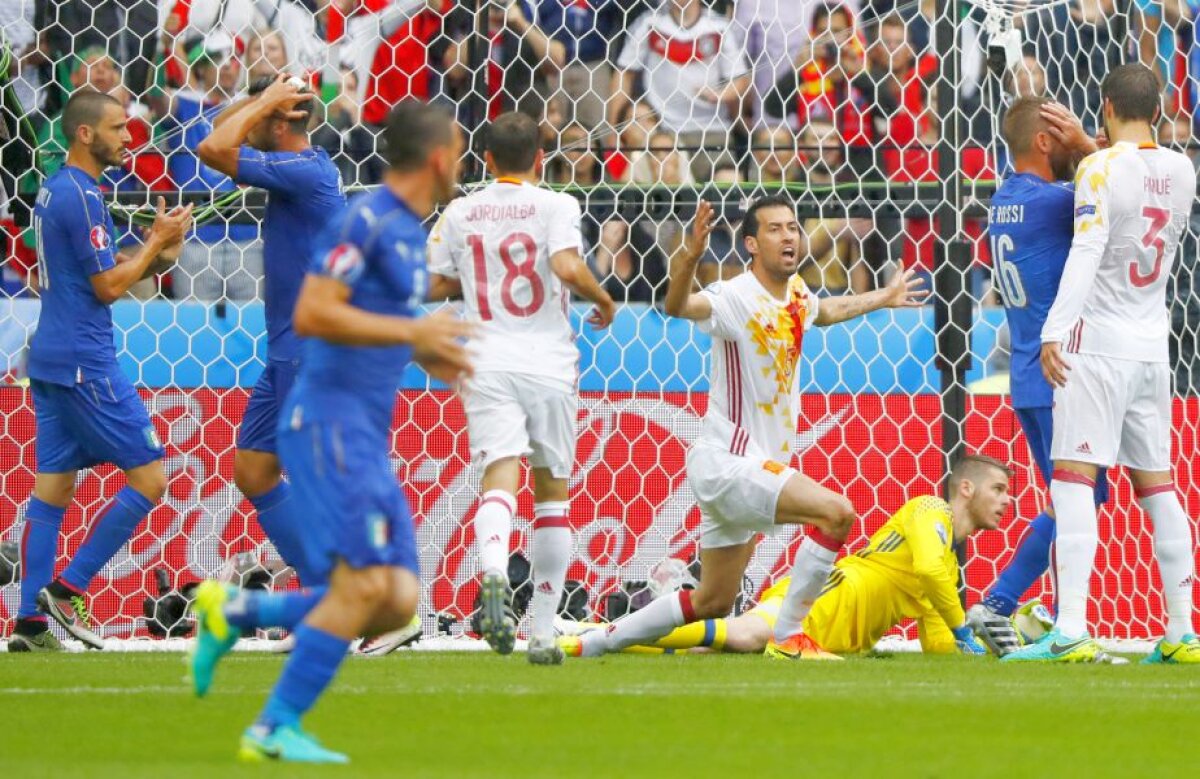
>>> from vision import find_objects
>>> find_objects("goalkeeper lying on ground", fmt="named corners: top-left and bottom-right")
top-left (563, 455), bottom-right (1014, 656)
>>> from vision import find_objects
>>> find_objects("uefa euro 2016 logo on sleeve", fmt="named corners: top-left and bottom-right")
top-left (369, 513), bottom-right (389, 550)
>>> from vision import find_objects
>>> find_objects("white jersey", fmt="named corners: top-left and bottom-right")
top-left (615, 6), bottom-right (750, 135)
top-left (695, 272), bottom-right (820, 460)
top-left (428, 179), bottom-right (584, 384)
top-left (1042, 141), bottom-right (1196, 363)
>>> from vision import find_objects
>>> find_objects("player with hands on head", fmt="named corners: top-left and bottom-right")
top-left (562, 194), bottom-right (926, 662)
top-left (196, 71), bottom-right (346, 587)
top-left (1006, 64), bottom-right (1200, 664)
top-left (9, 90), bottom-right (193, 653)
top-left (189, 102), bottom-right (472, 763)
top-left (427, 111), bottom-right (615, 665)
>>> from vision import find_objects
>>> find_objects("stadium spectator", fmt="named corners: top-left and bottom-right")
top-left (36, 50), bottom-right (170, 193)
top-left (733, 0), bottom-right (861, 122)
top-left (609, 0), bottom-right (751, 179)
top-left (167, 41), bottom-right (263, 302)
top-left (1134, 0), bottom-right (1190, 92)
top-left (697, 163), bottom-right (748, 286)
top-left (546, 122), bottom-right (602, 186)
top-left (245, 30), bottom-right (290, 82)
top-left (360, 0), bottom-right (453, 127)
top-left (851, 13), bottom-right (937, 150)
top-left (630, 130), bottom-right (694, 186)
top-left (602, 100), bottom-right (659, 182)
top-left (312, 69), bottom-right (383, 186)
top-left (444, 0), bottom-right (564, 121)
top-left (525, 0), bottom-right (623, 127)
top-left (747, 125), bottom-right (801, 185)
top-left (34, 0), bottom-right (159, 110)
top-left (1006, 53), bottom-right (1049, 98)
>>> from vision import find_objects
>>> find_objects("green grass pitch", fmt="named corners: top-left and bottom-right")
top-left (1, 651), bottom-right (1198, 777)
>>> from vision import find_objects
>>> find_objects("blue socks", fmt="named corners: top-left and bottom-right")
top-left (258, 624), bottom-right (350, 730)
top-left (226, 587), bottom-right (326, 632)
top-left (17, 499), bottom-right (66, 621)
top-left (250, 481), bottom-right (320, 585)
top-left (59, 486), bottom-right (153, 594)
top-left (983, 510), bottom-right (1056, 617)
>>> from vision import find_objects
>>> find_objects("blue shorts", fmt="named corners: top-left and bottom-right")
top-left (236, 359), bottom-right (299, 455)
top-left (277, 417), bottom-right (417, 579)
top-left (1016, 406), bottom-right (1110, 506)
top-left (32, 375), bottom-right (163, 473)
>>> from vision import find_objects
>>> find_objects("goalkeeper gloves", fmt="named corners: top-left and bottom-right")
top-left (953, 623), bottom-right (987, 655)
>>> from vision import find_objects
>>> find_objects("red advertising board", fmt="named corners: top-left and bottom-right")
top-left (1, 388), bottom-right (1196, 640)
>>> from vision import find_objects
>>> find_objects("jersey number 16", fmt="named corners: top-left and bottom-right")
top-left (990, 234), bottom-right (1027, 308)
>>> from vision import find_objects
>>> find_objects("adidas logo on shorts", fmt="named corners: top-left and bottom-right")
top-left (1075, 442), bottom-right (1093, 455)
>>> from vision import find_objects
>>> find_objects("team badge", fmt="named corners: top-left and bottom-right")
top-left (89, 225), bottom-right (110, 251)
top-left (1075, 205), bottom-right (1096, 217)
top-left (369, 513), bottom-right (390, 550)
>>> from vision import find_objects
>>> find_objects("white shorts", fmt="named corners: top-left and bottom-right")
top-left (461, 372), bottom-right (577, 479)
top-left (1051, 353), bottom-right (1172, 471)
top-left (687, 443), bottom-right (796, 549)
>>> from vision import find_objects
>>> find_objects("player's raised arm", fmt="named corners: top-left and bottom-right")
top-left (662, 200), bottom-right (716, 320)
top-left (92, 196), bottom-right (193, 303)
top-left (196, 73), bottom-right (313, 178)
top-left (813, 262), bottom-right (928, 326)
top-left (1040, 152), bottom-right (1113, 387)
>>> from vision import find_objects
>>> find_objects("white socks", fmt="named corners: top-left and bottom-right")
top-left (1050, 472), bottom-right (1099, 640)
top-left (772, 531), bottom-right (841, 642)
top-left (529, 501), bottom-right (572, 641)
top-left (475, 490), bottom-right (515, 578)
top-left (581, 589), bottom-right (692, 656)
top-left (1139, 484), bottom-right (1196, 643)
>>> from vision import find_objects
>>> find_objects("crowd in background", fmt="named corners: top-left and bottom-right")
top-left (1, 0), bottom-right (1199, 376)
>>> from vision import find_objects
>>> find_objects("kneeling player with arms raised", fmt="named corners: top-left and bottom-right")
top-left (1006, 64), bottom-right (1200, 663)
top-left (564, 195), bottom-right (927, 661)
top-left (427, 111), bottom-right (615, 665)
top-left (582, 456), bottom-right (1008, 656)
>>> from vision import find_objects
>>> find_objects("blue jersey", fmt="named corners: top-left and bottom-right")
top-left (235, 145), bottom-right (345, 361)
top-left (28, 166), bottom-right (120, 386)
top-left (289, 187), bottom-right (429, 435)
top-left (988, 173), bottom-right (1075, 409)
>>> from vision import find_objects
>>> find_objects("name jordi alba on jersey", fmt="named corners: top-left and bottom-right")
top-left (696, 273), bottom-right (820, 459)
top-left (428, 180), bottom-right (585, 384)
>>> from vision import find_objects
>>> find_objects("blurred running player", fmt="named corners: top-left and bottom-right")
top-left (9, 91), bottom-right (192, 652)
top-left (568, 456), bottom-right (1008, 657)
top-left (189, 102), bottom-right (472, 763)
top-left (565, 195), bottom-right (927, 662)
top-left (427, 111), bottom-right (616, 665)
top-left (196, 73), bottom-right (345, 585)
top-left (1007, 64), bottom-right (1200, 664)
top-left (967, 97), bottom-right (1113, 656)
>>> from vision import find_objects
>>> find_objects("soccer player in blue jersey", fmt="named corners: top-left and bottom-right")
top-left (197, 73), bottom-right (345, 584)
top-left (189, 101), bottom-right (471, 763)
top-left (8, 90), bottom-right (193, 652)
top-left (967, 96), bottom-right (1111, 656)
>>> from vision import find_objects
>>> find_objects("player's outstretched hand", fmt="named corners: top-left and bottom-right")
top-left (1038, 102), bottom-right (1098, 156)
top-left (952, 624), bottom-right (987, 655)
top-left (1040, 342), bottom-right (1070, 388)
top-left (260, 72), bottom-right (313, 121)
top-left (149, 197), bottom-right (194, 248)
top-left (586, 297), bottom-right (616, 330)
top-left (412, 309), bottom-right (475, 383)
top-left (684, 200), bottom-right (714, 260)
top-left (883, 263), bottom-right (930, 308)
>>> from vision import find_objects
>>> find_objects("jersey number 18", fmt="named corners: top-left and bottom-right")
top-left (467, 232), bottom-right (545, 321)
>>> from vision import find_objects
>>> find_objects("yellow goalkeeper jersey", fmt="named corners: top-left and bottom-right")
top-left (803, 495), bottom-right (963, 653)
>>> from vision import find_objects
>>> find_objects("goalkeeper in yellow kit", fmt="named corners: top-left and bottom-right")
top-left (584, 455), bottom-right (1013, 656)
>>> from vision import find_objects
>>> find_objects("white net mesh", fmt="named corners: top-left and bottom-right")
top-left (0, 0), bottom-right (1196, 645)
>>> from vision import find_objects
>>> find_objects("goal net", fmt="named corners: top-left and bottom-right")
top-left (0, 0), bottom-right (1196, 649)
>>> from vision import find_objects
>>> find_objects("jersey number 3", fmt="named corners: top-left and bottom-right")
top-left (1130, 206), bottom-right (1170, 288)
top-left (468, 232), bottom-right (544, 320)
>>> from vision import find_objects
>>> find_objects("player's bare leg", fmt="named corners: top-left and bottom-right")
top-left (10, 472), bottom-right (74, 652)
top-left (765, 472), bottom-right (853, 660)
top-left (476, 457), bottom-right (520, 655)
top-left (234, 449), bottom-right (315, 586)
top-left (527, 467), bottom-right (571, 665)
top-left (1129, 469), bottom-right (1200, 663)
top-left (570, 542), bottom-right (755, 657)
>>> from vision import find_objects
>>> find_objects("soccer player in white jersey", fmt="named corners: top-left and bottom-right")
top-left (1006, 63), bottom-right (1200, 664)
top-left (427, 112), bottom-right (616, 665)
top-left (563, 195), bottom-right (928, 661)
